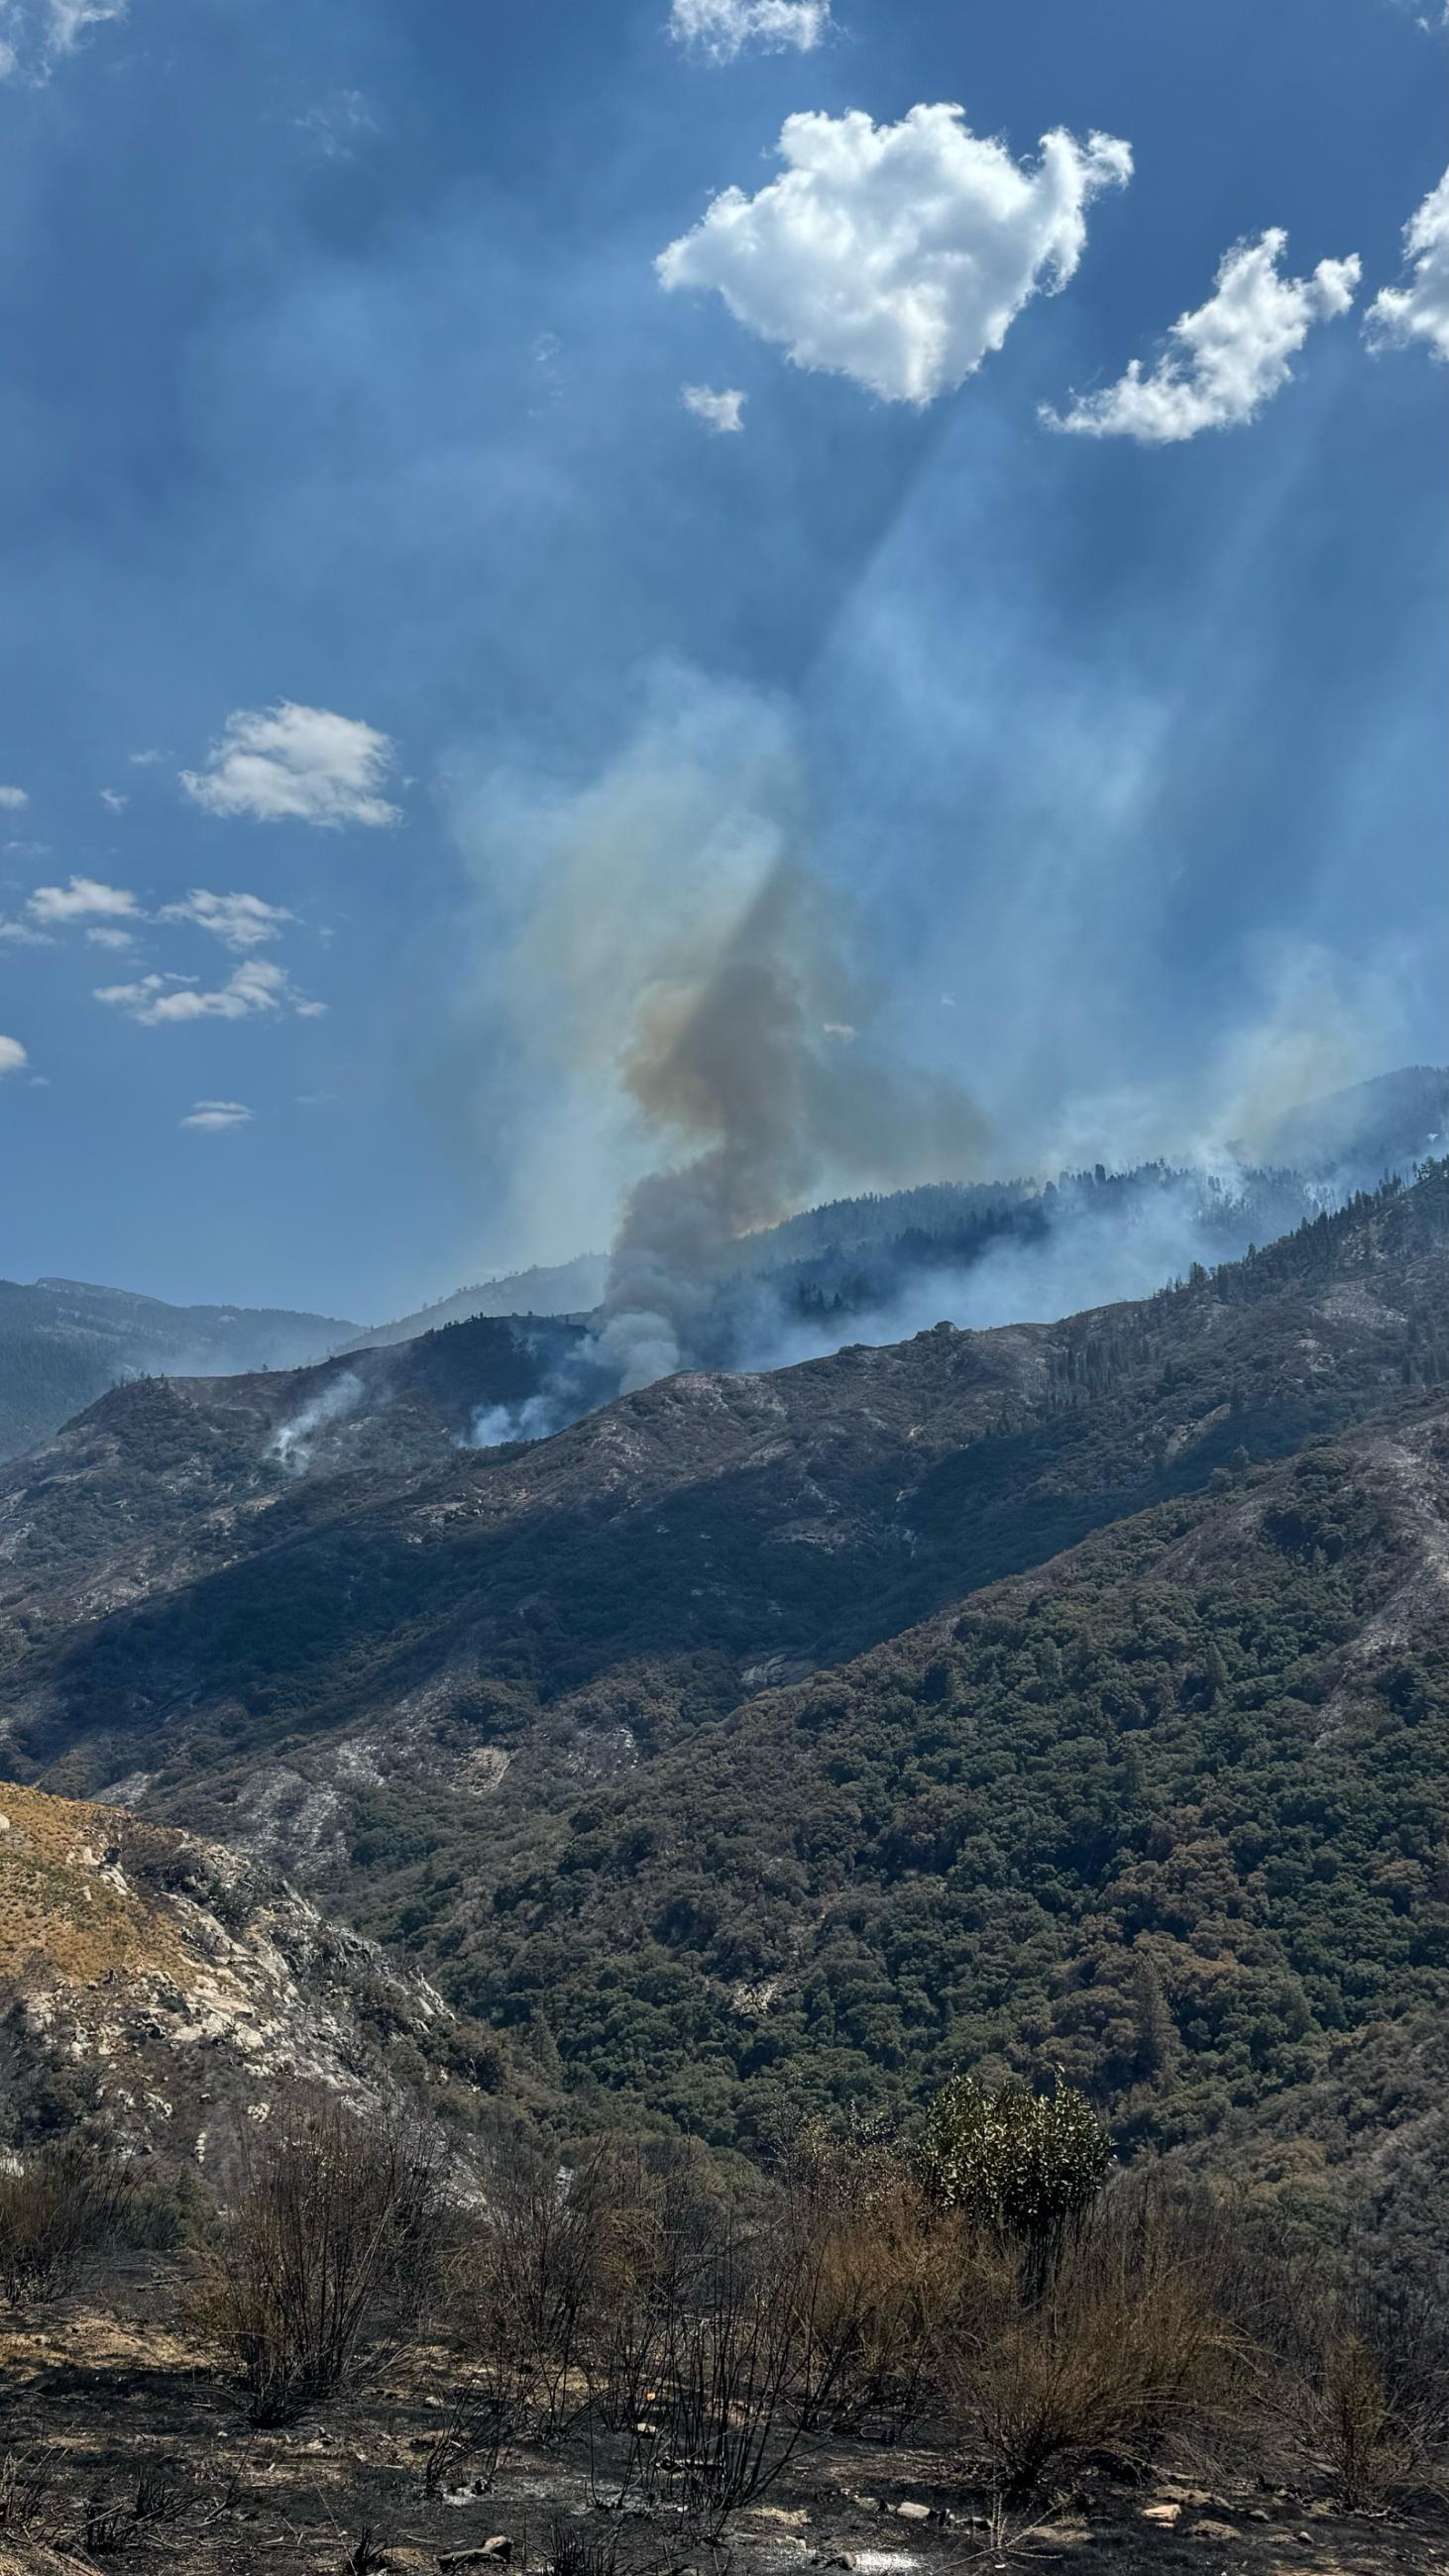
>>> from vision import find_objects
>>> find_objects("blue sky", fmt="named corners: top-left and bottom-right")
top-left (0, 0), bottom-right (1443, 1322)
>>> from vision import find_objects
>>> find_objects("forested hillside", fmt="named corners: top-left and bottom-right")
top-left (0, 1167), bottom-right (1446, 2214)
top-left (428, 1397), bottom-right (1449, 2196)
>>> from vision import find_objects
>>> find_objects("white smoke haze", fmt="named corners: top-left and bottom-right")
top-left (466, 1392), bottom-right (565, 1449)
top-left (437, 676), bottom-right (1423, 1442)
top-left (1026, 937), bottom-right (1411, 1182)
top-left (271, 1369), bottom-right (364, 1470)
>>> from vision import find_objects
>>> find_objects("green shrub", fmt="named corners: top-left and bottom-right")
top-left (915, 2075), bottom-right (1112, 2252)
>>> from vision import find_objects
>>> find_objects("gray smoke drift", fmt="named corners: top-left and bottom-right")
top-left (592, 861), bottom-right (986, 1393)
top-left (454, 677), bottom-right (985, 1416)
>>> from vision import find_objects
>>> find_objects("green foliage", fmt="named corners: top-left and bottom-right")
top-left (915, 2076), bottom-right (1112, 2243)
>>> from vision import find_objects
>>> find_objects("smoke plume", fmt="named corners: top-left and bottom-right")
top-left (596, 861), bottom-right (984, 1389)
top-left (271, 1369), bottom-right (364, 1471)
top-left (455, 674), bottom-right (985, 1405)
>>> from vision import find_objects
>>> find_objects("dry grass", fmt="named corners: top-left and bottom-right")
top-left (0, 1784), bottom-right (185, 1988)
top-left (947, 2187), bottom-right (1249, 2511)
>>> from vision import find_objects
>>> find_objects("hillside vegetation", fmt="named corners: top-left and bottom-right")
top-left (0, 1167), bottom-right (1446, 2215)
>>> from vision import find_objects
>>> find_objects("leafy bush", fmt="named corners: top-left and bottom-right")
top-left (916, 2076), bottom-right (1112, 2254)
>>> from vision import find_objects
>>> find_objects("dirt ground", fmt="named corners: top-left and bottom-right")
top-left (4, 2268), bottom-right (1449, 2576)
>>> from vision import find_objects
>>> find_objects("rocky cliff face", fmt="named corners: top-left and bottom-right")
top-left (0, 1780), bottom-right (497, 2170)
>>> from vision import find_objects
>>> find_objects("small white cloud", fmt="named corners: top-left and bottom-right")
top-left (28, 875), bottom-right (140, 923)
top-left (85, 925), bottom-right (136, 950)
top-left (98, 787), bottom-right (128, 812)
top-left (180, 701), bottom-right (401, 828)
top-left (1044, 229), bottom-right (1361, 443)
top-left (669, 0), bottom-right (830, 59)
top-left (0, 1034), bottom-right (28, 1076)
top-left (657, 104), bottom-right (1132, 405)
top-left (1367, 168), bottom-right (1449, 363)
top-left (0, 917), bottom-right (52, 946)
top-left (682, 382), bottom-right (747, 433)
top-left (128, 747), bottom-right (167, 767)
top-left (158, 888), bottom-right (295, 950)
top-left (180, 1099), bottom-right (254, 1131)
top-left (0, 785), bottom-right (29, 810)
top-left (0, 0), bottom-right (126, 82)
top-left (96, 958), bottom-right (321, 1025)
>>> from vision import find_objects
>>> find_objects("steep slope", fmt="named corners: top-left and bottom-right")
top-left (420, 1389), bottom-right (1449, 2188)
top-left (0, 1165), bottom-right (1445, 1901)
top-left (0, 1779), bottom-right (511, 2166)
top-left (0, 1276), bottom-right (354, 1464)
top-left (0, 1311), bottom-right (582, 1643)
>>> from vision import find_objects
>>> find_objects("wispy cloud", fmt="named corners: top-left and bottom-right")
top-left (1367, 168), bottom-right (1449, 363)
top-left (84, 925), bottom-right (136, 950)
top-left (657, 105), bottom-right (1132, 405)
top-left (98, 787), bottom-right (128, 812)
top-left (180, 701), bottom-right (401, 828)
top-left (0, 1034), bottom-right (28, 1075)
top-left (0, 786), bottom-right (29, 810)
top-left (28, 875), bottom-right (140, 924)
top-left (158, 888), bottom-right (295, 950)
top-left (1043, 230), bottom-right (1360, 442)
top-left (96, 958), bottom-right (323, 1025)
top-left (0, 0), bottom-right (127, 84)
top-left (683, 383), bottom-right (746, 433)
top-left (296, 88), bottom-right (378, 161)
top-left (669, 0), bottom-right (831, 59)
top-left (180, 1099), bottom-right (254, 1130)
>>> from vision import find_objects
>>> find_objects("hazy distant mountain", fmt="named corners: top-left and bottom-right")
top-left (0, 1275), bottom-right (355, 1463)
top-left (341, 1254), bottom-right (608, 1351)
top-left (1243, 1063), bottom-right (1449, 1180)
top-left (3, 1067), bottom-right (1442, 1467)
top-left (336, 1068), bottom-right (1449, 1380)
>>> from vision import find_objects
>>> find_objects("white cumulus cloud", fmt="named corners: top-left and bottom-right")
top-left (180, 1100), bottom-right (254, 1131)
top-left (0, 786), bottom-right (29, 809)
top-left (158, 888), bottom-right (295, 950)
top-left (683, 383), bottom-right (747, 433)
top-left (1367, 168), bottom-right (1449, 363)
top-left (669, 0), bottom-right (830, 58)
top-left (1044, 229), bottom-right (1361, 443)
top-left (179, 701), bottom-right (400, 828)
top-left (0, 1034), bottom-right (28, 1075)
top-left (95, 958), bottom-right (322, 1025)
top-left (656, 104), bottom-right (1133, 405)
top-left (28, 875), bottom-right (139, 923)
top-left (85, 926), bottom-right (136, 951)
